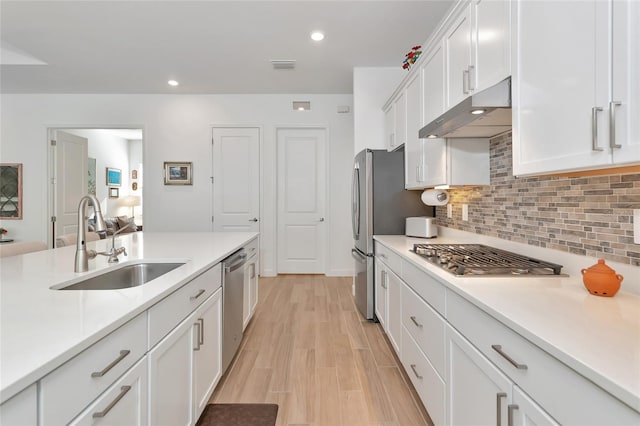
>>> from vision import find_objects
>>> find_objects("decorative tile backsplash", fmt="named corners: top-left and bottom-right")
top-left (435, 132), bottom-right (640, 266)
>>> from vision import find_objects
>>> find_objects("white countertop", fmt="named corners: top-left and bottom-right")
top-left (374, 234), bottom-right (640, 413)
top-left (0, 231), bottom-right (258, 404)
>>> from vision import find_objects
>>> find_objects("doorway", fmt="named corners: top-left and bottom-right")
top-left (276, 127), bottom-right (326, 274)
top-left (47, 128), bottom-right (144, 248)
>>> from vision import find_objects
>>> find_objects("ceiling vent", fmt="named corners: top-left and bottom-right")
top-left (271, 60), bottom-right (296, 70)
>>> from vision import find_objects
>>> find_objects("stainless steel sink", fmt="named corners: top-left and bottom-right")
top-left (57, 262), bottom-right (185, 290)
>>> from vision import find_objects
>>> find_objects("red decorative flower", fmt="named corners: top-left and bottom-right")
top-left (402, 45), bottom-right (423, 71)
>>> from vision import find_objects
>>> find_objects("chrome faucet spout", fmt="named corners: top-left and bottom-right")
top-left (74, 194), bottom-right (106, 272)
top-left (96, 221), bottom-right (135, 263)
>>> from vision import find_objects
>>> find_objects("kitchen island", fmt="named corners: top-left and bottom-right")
top-left (0, 231), bottom-right (258, 423)
top-left (374, 231), bottom-right (640, 425)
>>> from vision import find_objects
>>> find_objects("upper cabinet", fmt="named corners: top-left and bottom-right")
top-left (385, 91), bottom-right (407, 152)
top-left (445, 10), bottom-right (472, 109)
top-left (405, 73), bottom-right (424, 189)
top-left (512, 0), bottom-right (640, 176)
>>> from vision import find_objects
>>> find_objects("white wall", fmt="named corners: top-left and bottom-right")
top-left (0, 94), bottom-right (354, 276)
top-left (353, 67), bottom-right (404, 154)
top-left (128, 139), bottom-right (143, 223)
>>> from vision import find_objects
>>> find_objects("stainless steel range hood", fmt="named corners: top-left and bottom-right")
top-left (419, 77), bottom-right (512, 139)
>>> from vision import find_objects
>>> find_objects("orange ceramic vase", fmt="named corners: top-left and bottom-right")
top-left (581, 259), bottom-right (624, 297)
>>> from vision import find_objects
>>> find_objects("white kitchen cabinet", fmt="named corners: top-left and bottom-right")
top-left (69, 357), bottom-right (148, 426)
top-left (422, 41), bottom-right (446, 127)
top-left (148, 309), bottom-right (196, 426)
top-left (420, 138), bottom-right (489, 188)
top-left (384, 104), bottom-right (396, 152)
top-left (385, 93), bottom-right (406, 152)
top-left (243, 251), bottom-right (258, 331)
top-left (193, 288), bottom-right (223, 420)
top-left (447, 324), bottom-right (514, 426)
top-left (512, 0), bottom-right (640, 176)
top-left (510, 385), bottom-right (560, 426)
top-left (445, 8), bottom-right (472, 109)
top-left (405, 72), bottom-right (423, 189)
top-left (385, 267), bottom-right (402, 355)
top-left (0, 384), bottom-right (37, 426)
top-left (374, 258), bottom-right (387, 329)
top-left (470, 0), bottom-right (511, 93)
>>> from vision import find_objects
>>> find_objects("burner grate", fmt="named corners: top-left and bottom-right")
top-left (412, 244), bottom-right (563, 276)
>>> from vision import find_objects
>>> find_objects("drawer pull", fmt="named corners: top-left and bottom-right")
top-left (92, 385), bottom-right (131, 418)
top-left (410, 316), bottom-right (423, 328)
top-left (380, 253), bottom-right (388, 259)
top-left (496, 392), bottom-right (507, 426)
top-left (198, 318), bottom-right (205, 345)
top-left (507, 404), bottom-right (519, 426)
top-left (194, 322), bottom-right (202, 351)
top-left (410, 364), bottom-right (423, 380)
top-left (381, 270), bottom-right (387, 289)
top-left (491, 345), bottom-right (528, 370)
top-left (191, 289), bottom-right (206, 300)
top-left (91, 350), bottom-right (130, 378)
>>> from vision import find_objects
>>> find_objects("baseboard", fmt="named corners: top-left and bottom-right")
top-left (325, 269), bottom-right (354, 277)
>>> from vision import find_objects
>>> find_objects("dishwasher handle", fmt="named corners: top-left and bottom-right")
top-left (224, 251), bottom-right (248, 272)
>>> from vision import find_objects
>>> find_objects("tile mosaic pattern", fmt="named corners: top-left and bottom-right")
top-left (435, 132), bottom-right (640, 266)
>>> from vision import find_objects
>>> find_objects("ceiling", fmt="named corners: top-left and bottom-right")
top-left (0, 0), bottom-right (454, 94)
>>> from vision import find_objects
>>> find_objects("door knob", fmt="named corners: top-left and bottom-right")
top-left (319, 217), bottom-right (325, 222)
top-left (249, 218), bottom-right (258, 222)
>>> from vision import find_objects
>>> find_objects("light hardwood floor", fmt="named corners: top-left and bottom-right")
top-left (210, 274), bottom-right (434, 426)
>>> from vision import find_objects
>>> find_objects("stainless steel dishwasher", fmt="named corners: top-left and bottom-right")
top-left (221, 248), bottom-right (247, 374)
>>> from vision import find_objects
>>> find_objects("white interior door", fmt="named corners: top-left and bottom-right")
top-left (212, 127), bottom-right (260, 232)
top-left (53, 130), bottom-right (88, 242)
top-left (276, 128), bottom-right (326, 274)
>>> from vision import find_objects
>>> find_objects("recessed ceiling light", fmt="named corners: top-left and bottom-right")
top-left (310, 31), bottom-right (325, 41)
top-left (471, 109), bottom-right (486, 115)
top-left (168, 80), bottom-right (179, 86)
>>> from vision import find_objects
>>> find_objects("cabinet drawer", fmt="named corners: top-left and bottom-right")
top-left (69, 356), bottom-right (148, 426)
top-left (374, 242), bottom-right (401, 273)
top-left (402, 282), bottom-right (446, 378)
top-left (149, 263), bottom-right (221, 348)
top-left (401, 259), bottom-right (445, 315)
top-left (447, 290), bottom-right (640, 425)
top-left (402, 326), bottom-right (446, 426)
top-left (244, 237), bottom-right (259, 259)
top-left (40, 313), bottom-right (147, 426)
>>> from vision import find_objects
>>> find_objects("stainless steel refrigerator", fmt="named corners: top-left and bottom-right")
top-left (351, 148), bottom-right (433, 320)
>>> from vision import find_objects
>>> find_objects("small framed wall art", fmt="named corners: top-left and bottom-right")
top-left (106, 167), bottom-right (122, 187)
top-left (0, 163), bottom-right (23, 219)
top-left (109, 187), bottom-right (120, 198)
top-left (164, 162), bottom-right (193, 185)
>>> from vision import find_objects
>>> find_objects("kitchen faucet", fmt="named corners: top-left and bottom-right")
top-left (96, 222), bottom-right (135, 263)
top-left (74, 195), bottom-right (107, 272)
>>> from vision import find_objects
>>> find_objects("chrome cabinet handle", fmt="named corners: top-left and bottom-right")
top-left (381, 270), bottom-right (387, 289)
top-left (248, 218), bottom-right (259, 222)
top-left (497, 392), bottom-right (507, 426)
top-left (410, 316), bottom-right (423, 329)
top-left (410, 364), bottom-right (423, 380)
top-left (492, 345), bottom-right (528, 370)
top-left (318, 217), bottom-right (325, 222)
top-left (93, 386), bottom-right (131, 418)
top-left (610, 101), bottom-right (622, 148)
top-left (190, 289), bottom-right (206, 300)
top-left (250, 263), bottom-right (256, 279)
top-left (591, 107), bottom-right (604, 151)
top-left (468, 65), bottom-right (475, 91)
top-left (390, 133), bottom-right (395, 148)
top-left (91, 350), bottom-right (130, 378)
top-left (507, 404), bottom-right (519, 426)
top-left (463, 69), bottom-right (470, 94)
top-left (379, 253), bottom-right (388, 259)
top-left (198, 318), bottom-right (205, 345)
top-left (194, 321), bottom-right (201, 351)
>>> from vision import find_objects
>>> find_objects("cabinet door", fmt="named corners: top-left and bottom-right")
top-left (148, 314), bottom-right (195, 426)
top-left (393, 92), bottom-right (407, 150)
top-left (471, 0), bottom-right (510, 92)
top-left (249, 257), bottom-right (258, 315)
top-left (242, 260), bottom-right (251, 331)
top-left (0, 384), bottom-right (37, 426)
top-left (193, 289), bottom-right (223, 420)
top-left (612, 0), bottom-right (640, 164)
top-left (512, 0), bottom-right (611, 175)
top-left (374, 258), bottom-right (387, 328)
top-left (510, 386), bottom-right (560, 426)
top-left (421, 139), bottom-right (447, 188)
top-left (405, 73), bottom-right (423, 189)
top-left (447, 325), bottom-right (512, 426)
top-left (445, 8), bottom-right (472, 109)
top-left (384, 105), bottom-right (396, 151)
top-left (422, 40), bottom-right (445, 126)
top-left (385, 268), bottom-right (402, 355)
top-left (70, 358), bottom-right (148, 426)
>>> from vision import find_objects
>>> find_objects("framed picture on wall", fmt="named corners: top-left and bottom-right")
top-left (0, 163), bottom-right (23, 219)
top-left (106, 167), bottom-right (122, 187)
top-left (109, 187), bottom-right (119, 198)
top-left (164, 162), bottom-right (193, 185)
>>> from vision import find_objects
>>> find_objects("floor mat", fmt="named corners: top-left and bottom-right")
top-left (196, 403), bottom-right (279, 426)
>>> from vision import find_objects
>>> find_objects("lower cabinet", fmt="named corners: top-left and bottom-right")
top-left (511, 385), bottom-right (560, 426)
top-left (374, 258), bottom-right (387, 329)
top-left (243, 251), bottom-right (258, 331)
top-left (70, 357), bottom-right (148, 426)
top-left (385, 268), bottom-right (402, 355)
top-left (149, 287), bottom-right (223, 426)
top-left (0, 384), bottom-right (37, 426)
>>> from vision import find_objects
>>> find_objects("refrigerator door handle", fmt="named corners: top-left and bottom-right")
top-left (351, 249), bottom-right (367, 264)
top-left (351, 165), bottom-right (360, 240)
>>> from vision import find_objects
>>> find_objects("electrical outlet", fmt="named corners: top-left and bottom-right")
top-left (634, 209), bottom-right (640, 244)
top-left (447, 204), bottom-right (453, 218)
top-left (462, 204), bottom-right (469, 221)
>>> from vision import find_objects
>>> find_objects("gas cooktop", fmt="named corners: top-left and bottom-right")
top-left (412, 243), bottom-right (563, 276)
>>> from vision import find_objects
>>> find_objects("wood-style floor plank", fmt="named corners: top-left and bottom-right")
top-left (210, 275), bottom-right (431, 426)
